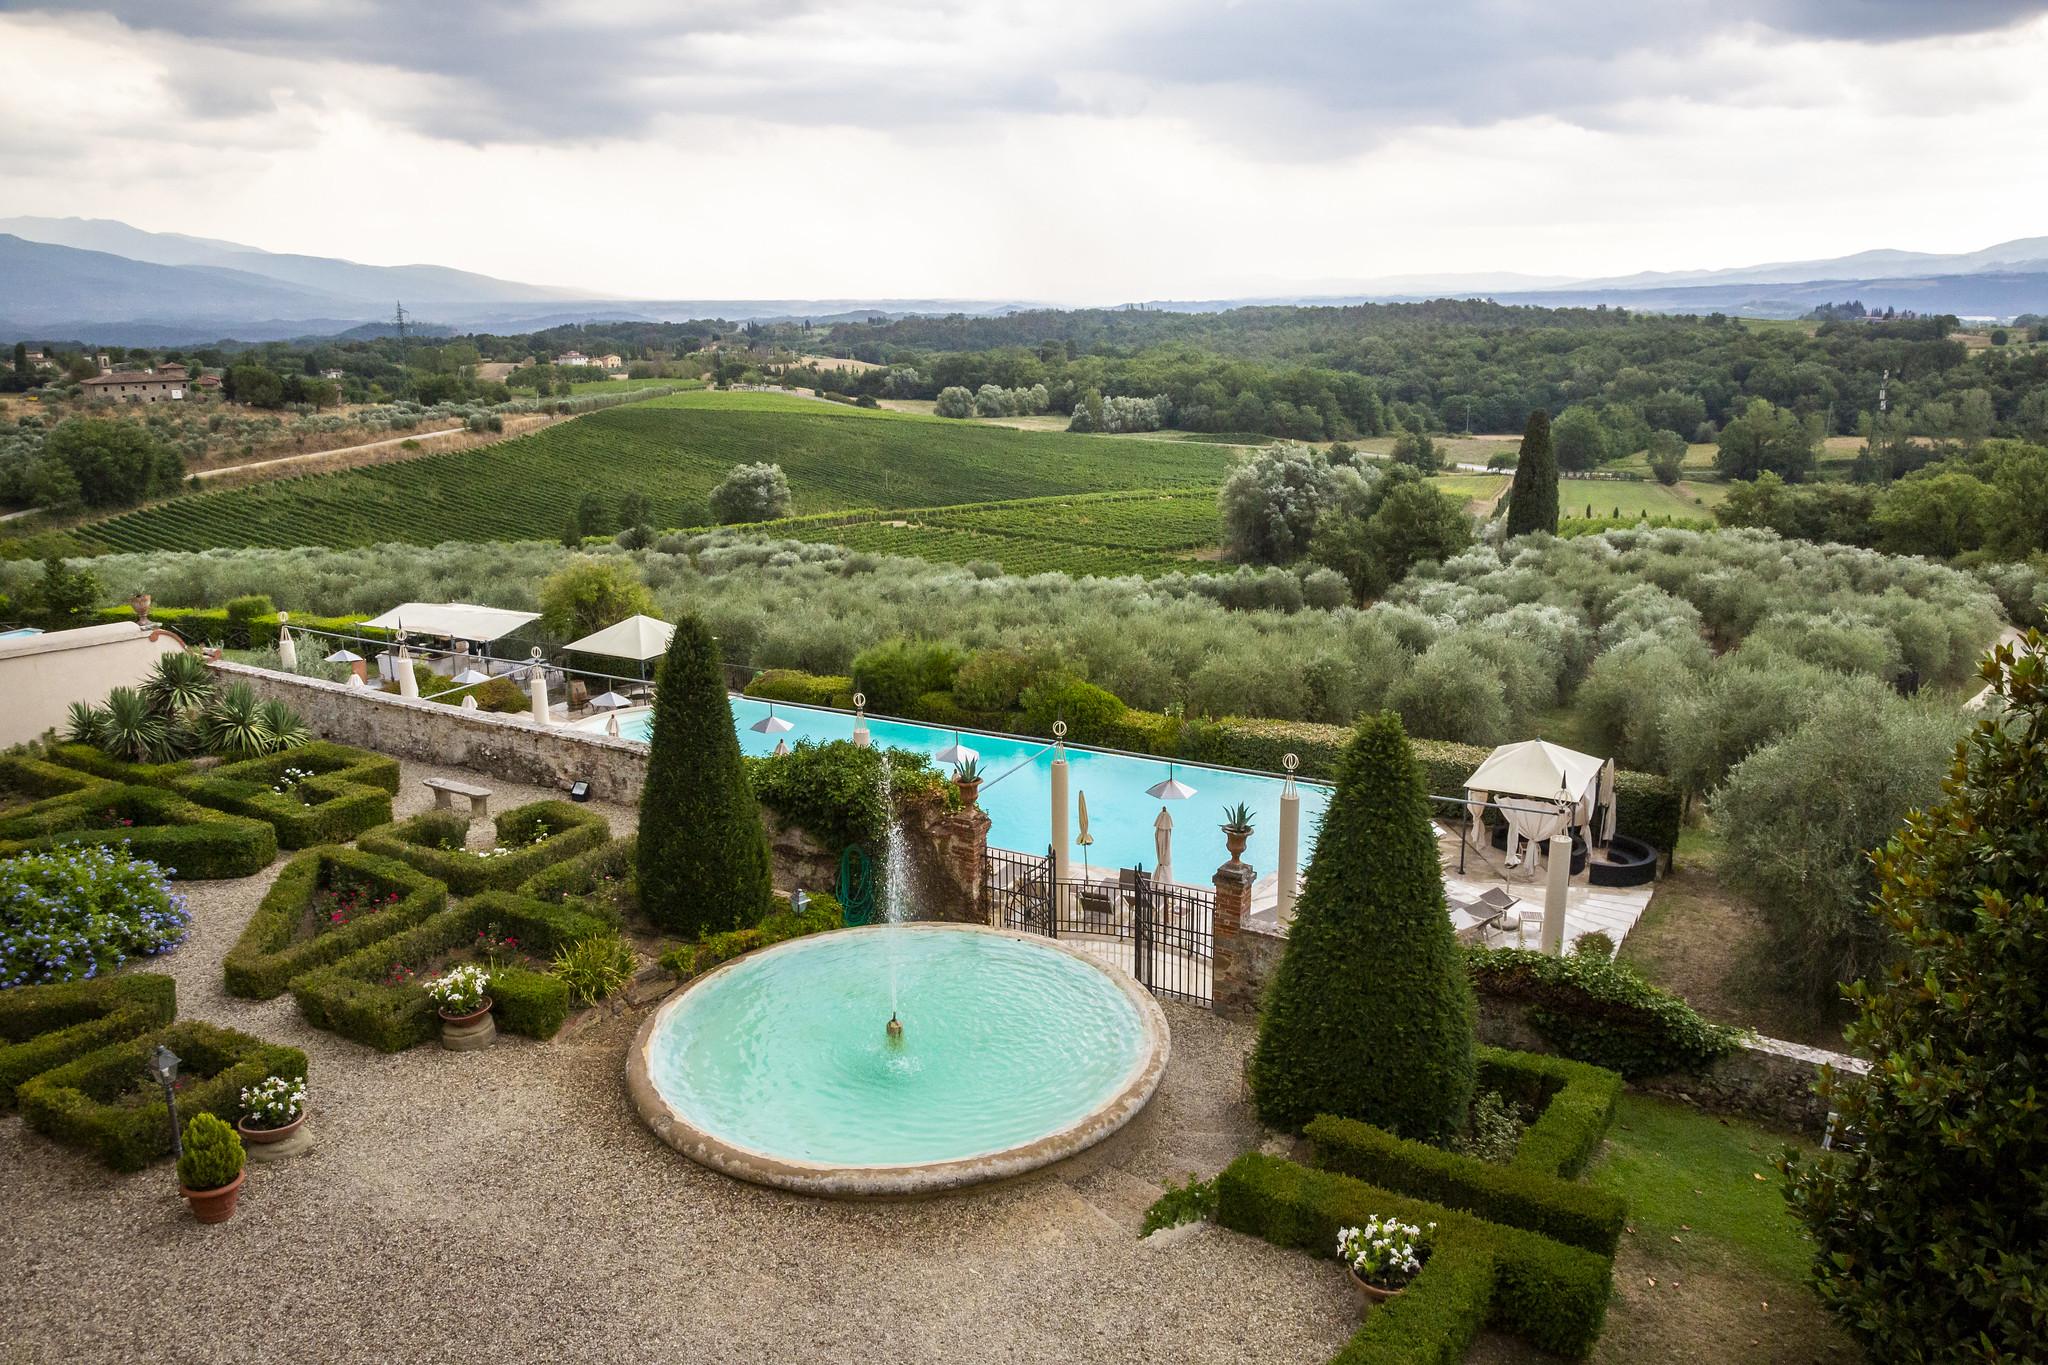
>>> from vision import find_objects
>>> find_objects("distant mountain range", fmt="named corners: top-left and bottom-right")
top-left (4, 215), bottom-right (2047, 343)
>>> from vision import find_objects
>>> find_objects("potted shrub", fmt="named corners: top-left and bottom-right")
top-left (427, 963), bottom-right (495, 1051)
top-left (1337, 1217), bottom-right (1434, 1309)
top-left (952, 757), bottom-right (983, 808)
top-left (176, 1112), bottom-right (247, 1224)
top-left (1220, 803), bottom-right (1255, 861)
top-left (237, 1074), bottom-right (307, 1148)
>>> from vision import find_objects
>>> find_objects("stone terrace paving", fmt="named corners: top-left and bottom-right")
top-left (0, 757), bottom-right (1363, 1365)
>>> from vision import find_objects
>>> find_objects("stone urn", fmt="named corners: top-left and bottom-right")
top-left (440, 1001), bottom-right (496, 1051)
top-left (237, 1112), bottom-right (312, 1160)
top-left (1223, 828), bottom-right (1251, 860)
top-left (130, 592), bottom-right (153, 626)
top-left (180, 1170), bottom-right (245, 1225)
top-left (955, 776), bottom-right (982, 808)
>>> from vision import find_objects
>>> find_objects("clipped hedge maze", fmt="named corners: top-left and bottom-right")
top-left (0, 754), bottom-right (113, 817)
top-left (17, 1019), bottom-right (307, 1172)
top-left (173, 741), bottom-right (400, 849)
top-left (358, 800), bottom-right (609, 896)
top-left (290, 891), bottom-right (611, 1052)
top-left (0, 783), bottom-right (277, 878)
top-left (223, 846), bottom-right (448, 999)
top-left (0, 973), bottom-right (177, 1108)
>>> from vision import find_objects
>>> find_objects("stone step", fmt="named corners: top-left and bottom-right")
top-left (1063, 1166), bottom-right (1172, 1234)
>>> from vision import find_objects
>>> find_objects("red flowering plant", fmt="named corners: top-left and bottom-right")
top-left (314, 871), bottom-right (402, 933)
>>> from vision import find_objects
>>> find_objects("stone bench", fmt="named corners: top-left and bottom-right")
top-left (422, 776), bottom-right (491, 821)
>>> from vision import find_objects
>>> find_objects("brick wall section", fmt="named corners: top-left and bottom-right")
top-left (903, 803), bottom-right (992, 924)
top-left (1210, 858), bottom-right (1262, 1018)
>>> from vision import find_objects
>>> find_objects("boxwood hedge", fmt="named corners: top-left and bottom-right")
top-left (1467, 947), bottom-right (1744, 1078)
top-left (223, 846), bottom-right (448, 999)
top-left (0, 973), bottom-right (177, 1108)
top-left (172, 742), bottom-right (399, 849)
top-left (40, 743), bottom-right (194, 787)
top-left (517, 836), bottom-right (637, 923)
top-left (290, 891), bottom-right (611, 1051)
top-left (1217, 1153), bottom-right (1610, 1362)
top-left (357, 800), bottom-right (609, 896)
top-left (0, 784), bottom-right (277, 879)
top-left (16, 1019), bottom-right (306, 1171)
top-left (0, 754), bottom-right (112, 813)
top-left (1304, 1048), bottom-right (1626, 1256)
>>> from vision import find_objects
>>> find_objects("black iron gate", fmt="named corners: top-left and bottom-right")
top-left (984, 847), bottom-right (1213, 1007)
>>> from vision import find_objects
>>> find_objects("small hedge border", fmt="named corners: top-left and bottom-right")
top-left (173, 742), bottom-right (400, 849)
top-left (1468, 946), bottom-right (1744, 1079)
top-left (17, 1019), bottom-right (306, 1171)
top-left (0, 973), bottom-right (177, 1108)
top-left (1303, 1049), bottom-right (1626, 1256)
top-left (0, 754), bottom-right (113, 810)
top-left (290, 891), bottom-right (611, 1051)
top-left (357, 800), bottom-right (609, 896)
top-left (743, 670), bottom-right (854, 709)
top-left (1217, 1153), bottom-right (1610, 1362)
top-left (0, 783), bottom-right (278, 879)
top-left (658, 896), bottom-right (843, 981)
top-left (223, 846), bottom-right (449, 999)
top-left (40, 742), bottom-right (194, 787)
top-left (517, 836), bottom-right (637, 925)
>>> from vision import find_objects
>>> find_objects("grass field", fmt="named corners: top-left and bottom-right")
top-left (55, 391), bottom-right (1235, 556)
top-left (1558, 478), bottom-right (1726, 520)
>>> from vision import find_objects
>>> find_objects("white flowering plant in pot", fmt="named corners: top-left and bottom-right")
top-left (1337, 1216), bottom-right (1435, 1291)
top-left (425, 963), bottom-right (492, 1016)
top-left (239, 1074), bottom-right (307, 1130)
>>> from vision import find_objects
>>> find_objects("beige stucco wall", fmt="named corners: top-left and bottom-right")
top-left (0, 623), bottom-right (186, 748)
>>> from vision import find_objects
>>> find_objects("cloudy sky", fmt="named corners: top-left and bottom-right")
top-left (2, 1), bottom-right (2046, 301)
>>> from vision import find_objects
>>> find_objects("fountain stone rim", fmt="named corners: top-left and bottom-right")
top-left (626, 920), bottom-right (1172, 1198)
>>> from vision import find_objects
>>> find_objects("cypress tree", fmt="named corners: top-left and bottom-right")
top-left (637, 613), bottom-right (774, 937)
top-left (1249, 711), bottom-right (1476, 1140)
top-left (1783, 636), bottom-right (2047, 1358)
top-left (1504, 408), bottom-right (1559, 537)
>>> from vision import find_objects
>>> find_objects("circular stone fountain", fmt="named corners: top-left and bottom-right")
top-left (627, 922), bottom-right (1170, 1196)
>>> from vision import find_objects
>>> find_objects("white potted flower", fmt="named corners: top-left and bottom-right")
top-left (237, 1074), bottom-right (308, 1148)
top-left (1337, 1216), bottom-right (1435, 1307)
top-left (427, 963), bottom-right (495, 1051)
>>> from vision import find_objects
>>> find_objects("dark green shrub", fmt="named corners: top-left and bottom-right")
top-left (290, 892), bottom-right (608, 1051)
top-left (747, 741), bottom-right (950, 851)
top-left (0, 784), bottom-right (276, 878)
top-left (1019, 674), bottom-right (1128, 746)
top-left (849, 638), bottom-right (965, 715)
top-left (1140, 1175), bottom-right (1218, 1236)
top-left (0, 754), bottom-right (110, 812)
top-left (222, 593), bottom-right (277, 648)
top-left (176, 1112), bottom-right (244, 1190)
top-left (223, 846), bottom-right (448, 999)
top-left (1250, 712), bottom-right (1477, 1141)
top-left (743, 670), bottom-right (853, 709)
top-left (953, 647), bottom-right (1047, 712)
top-left (16, 1020), bottom-right (306, 1171)
top-left (660, 896), bottom-right (841, 980)
top-left (358, 800), bottom-right (607, 895)
top-left (1784, 635), bottom-right (2048, 1360)
top-left (0, 973), bottom-right (176, 1107)
top-left (1217, 1153), bottom-right (1609, 1360)
top-left (638, 615), bottom-right (773, 938)
top-left (1467, 947), bottom-right (1742, 1078)
top-left (1505, 410), bottom-right (1559, 537)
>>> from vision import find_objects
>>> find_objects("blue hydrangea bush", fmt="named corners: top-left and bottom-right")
top-left (0, 846), bottom-right (191, 988)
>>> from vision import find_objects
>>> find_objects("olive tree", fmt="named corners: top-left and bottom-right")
top-left (708, 462), bottom-right (792, 524)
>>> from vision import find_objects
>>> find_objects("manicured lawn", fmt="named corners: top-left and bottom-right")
top-left (1558, 479), bottom-right (1726, 521)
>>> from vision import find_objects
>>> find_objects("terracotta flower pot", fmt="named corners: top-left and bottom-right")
top-left (955, 778), bottom-right (982, 808)
top-left (1223, 828), bottom-right (1250, 860)
top-left (440, 999), bottom-right (496, 1052)
top-left (1348, 1267), bottom-right (1406, 1310)
top-left (237, 1112), bottom-right (305, 1146)
top-left (180, 1169), bottom-right (245, 1225)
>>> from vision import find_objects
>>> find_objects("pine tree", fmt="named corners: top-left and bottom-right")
top-left (1504, 408), bottom-right (1559, 537)
top-left (636, 614), bottom-right (774, 937)
top-left (1249, 711), bottom-right (1476, 1139)
top-left (1783, 634), bottom-right (2047, 1360)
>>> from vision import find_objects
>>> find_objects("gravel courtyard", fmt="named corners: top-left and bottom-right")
top-left (0, 761), bottom-right (1355, 1365)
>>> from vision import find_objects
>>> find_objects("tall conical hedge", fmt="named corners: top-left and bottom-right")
top-left (637, 614), bottom-right (773, 937)
top-left (1249, 710), bottom-right (1476, 1139)
top-left (1505, 408), bottom-right (1559, 537)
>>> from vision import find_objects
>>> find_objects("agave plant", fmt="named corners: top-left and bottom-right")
top-left (1220, 801), bottom-right (1255, 834)
top-left (64, 700), bottom-right (112, 748)
top-left (140, 651), bottom-right (215, 719)
top-left (953, 756), bottom-right (982, 782)
top-left (254, 699), bottom-right (311, 751)
top-left (199, 681), bottom-right (274, 759)
top-left (98, 687), bottom-right (175, 765)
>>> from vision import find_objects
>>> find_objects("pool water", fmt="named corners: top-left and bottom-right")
top-left (643, 928), bottom-right (1152, 1167)
top-left (593, 697), bottom-right (1332, 882)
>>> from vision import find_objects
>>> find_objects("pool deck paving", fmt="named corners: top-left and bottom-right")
top-left (0, 760), bottom-right (1358, 1365)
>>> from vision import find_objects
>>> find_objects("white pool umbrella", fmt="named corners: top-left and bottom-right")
top-left (1076, 790), bottom-right (1095, 881)
top-left (773, 738), bottom-right (791, 756)
top-left (451, 667), bottom-right (492, 686)
top-left (345, 671), bottom-right (365, 688)
top-left (750, 702), bottom-right (794, 735)
top-left (460, 695), bottom-right (479, 711)
top-left (934, 731), bottom-right (979, 767)
top-left (1145, 762), bottom-right (1197, 801)
top-left (588, 690), bottom-right (630, 710)
top-left (325, 648), bottom-right (362, 664)
top-left (605, 712), bottom-right (620, 737)
top-left (1153, 806), bottom-right (1174, 886)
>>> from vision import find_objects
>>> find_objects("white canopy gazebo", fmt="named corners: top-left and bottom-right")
top-left (563, 614), bottom-right (674, 662)
top-left (1462, 739), bottom-right (1616, 869)
top-left (360, 602), bottom-right (542, 683)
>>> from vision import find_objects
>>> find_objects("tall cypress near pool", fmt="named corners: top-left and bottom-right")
top-left (637, 614), bottom-right (774, 938)
top-left (1505, 408), bottom-right (1559, 537)
top-left (1248, 710), bottom-right (1476, 1140)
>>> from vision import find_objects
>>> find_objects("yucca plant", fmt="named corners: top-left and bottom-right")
top-left (199, 681), bottom-right (274, 759)
top-left (255, 699), bottom-right (311, 751)
top-left (64, 700), bottom-right (112, 748)
top-left (98, 687), bottom-right (175, 764)
top-left (140, 651), bottom-right (215, 719)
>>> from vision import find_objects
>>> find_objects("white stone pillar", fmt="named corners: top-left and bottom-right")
top-left (852, 691), bottom-right (870, 748)
top-left (276, 612), bottom-right (298, 672)
top-left (1050, 724), bottom-right (1071, 884)
top-left (1277, 752), bottom-right (1301, 926)
top-left (1542, 833), bottom-right (1571, 954)
top-left (395, 641), bottom-right (418, 698)
top-left (530, 663), bottom-right (552, 726)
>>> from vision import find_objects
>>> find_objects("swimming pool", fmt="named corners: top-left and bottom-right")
top-left (584, 697), bottom-right (1331, 884)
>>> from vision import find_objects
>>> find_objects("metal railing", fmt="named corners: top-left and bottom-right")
top-left (985, 845), bottom-right (1213, 1006)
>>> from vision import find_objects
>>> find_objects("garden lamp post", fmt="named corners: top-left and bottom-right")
top-left (148, 1045), bottom-right (182, 1159)
top-left (1277, 752), bottom-right (1301, 925)
top-left (851, 693), bottom-right (870, 748)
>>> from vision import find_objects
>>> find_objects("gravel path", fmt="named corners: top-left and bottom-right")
top-left (0, 761), bottom-right (1354, 1365)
